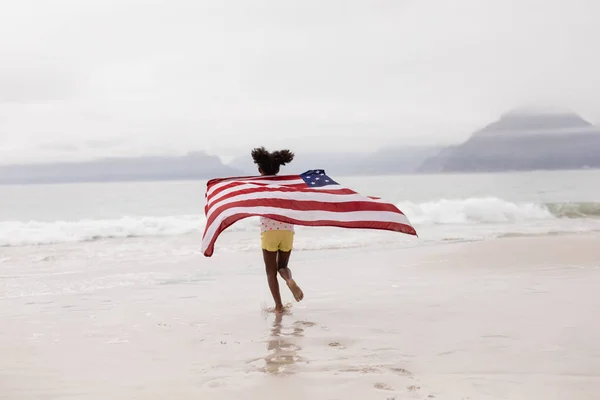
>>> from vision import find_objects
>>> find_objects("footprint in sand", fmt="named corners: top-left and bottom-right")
top-left (390, 367), bottom-right (412, 376)
top-left (407, 385), bottom-right (421, 392)
top-left (374, 382), bottom-right (393, 391)
top-left (295, 321), bottom-right (317, 328)
top-left (340, 366), bottom-right (382, 374)
top-left (202, 377), bottom-right (229, 389)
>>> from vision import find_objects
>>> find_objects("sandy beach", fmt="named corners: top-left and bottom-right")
top-left (2, 0), bottom-right (600, 397)
top-left (1, 233), bottom-right (599, 399)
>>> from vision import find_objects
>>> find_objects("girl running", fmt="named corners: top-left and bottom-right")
top-left (251, 147), bottom-right (304, 313)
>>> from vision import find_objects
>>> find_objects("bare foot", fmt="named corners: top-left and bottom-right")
top-left (275, 305), bottom-right (285, 314)
top-left (262, 302), bottom-right (293, 315)
top-left (286, 279), bottom-right (304, 302)
top-left (274, 305), bottom-right (293, 315)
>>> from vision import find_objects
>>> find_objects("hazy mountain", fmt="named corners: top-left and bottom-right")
top-left (419, 110), bottom-right (600, 173)
top-left (358, 146), bottom-right (443, 175)
top-left (229, 146), bottom-right (442, 177)
top-left (0, 152), bottom-right (241, 184)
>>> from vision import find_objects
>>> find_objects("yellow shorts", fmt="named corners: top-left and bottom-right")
top-left (261, 230), bottom-right (294, 252)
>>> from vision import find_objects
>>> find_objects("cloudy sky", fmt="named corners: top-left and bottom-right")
top-left (1, 0), bottom-right (598, 164)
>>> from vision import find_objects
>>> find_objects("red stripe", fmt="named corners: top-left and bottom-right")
top-left (203, 213), bottom-right (416, 257)
top-left (208, 181), bottom-right (251, 200)
top-left (207, 174), bottom-right (301, 188)
top-left (208, 182), bottom-right (309, 202)
top-left (205, 198), bottom-right (403, 228)
top-left (208, 185), bottom-right (357, 208)
top-left (207, 179), bottom-right (308, 201)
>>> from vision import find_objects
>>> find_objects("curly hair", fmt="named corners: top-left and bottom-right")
top-left (251, 146), bottom-right (294, 175)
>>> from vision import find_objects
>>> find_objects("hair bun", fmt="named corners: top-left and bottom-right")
top-left (251, 146), bottom-right (294, 175)
top-left (271, 149), bottom-right (294, 166)
top-left (251, 147), bottom-right (271, 165)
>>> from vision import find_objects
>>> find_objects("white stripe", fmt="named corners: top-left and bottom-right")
top-left (201, 206), bottom-right (412, 253)
top-left (206, 190), bottom-right (395, 219)
top-left (207, 182), bottom-right (348, 208)
top-left (207, 182), bottom-right (303, 207)
top-left (206, 178), bottom-right (304, 198)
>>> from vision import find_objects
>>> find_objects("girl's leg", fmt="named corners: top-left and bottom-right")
top-left (277, 250), bottom-right (304, 302)
top-left (263, 249), bottom-right (284, 312)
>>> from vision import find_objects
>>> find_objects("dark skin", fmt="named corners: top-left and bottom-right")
top-left (263, 249), bottom-right (296, 312)
top-left (259, 167), bottom-right (304, 313)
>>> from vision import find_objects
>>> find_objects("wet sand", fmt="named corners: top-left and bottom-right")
top-left (1, 234), bottom-right (599, 399)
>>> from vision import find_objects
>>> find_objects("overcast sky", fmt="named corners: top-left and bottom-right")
top-left (1, 0), bottom-right (599, 164)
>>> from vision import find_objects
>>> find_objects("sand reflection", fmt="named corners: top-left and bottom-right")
top-left (263, 313), bottom-right (306, 375)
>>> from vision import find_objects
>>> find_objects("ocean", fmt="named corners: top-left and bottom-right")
top-left (1, 169), bottom-right (599, 251)
top-left (1, 170), bottom-right (599, 399)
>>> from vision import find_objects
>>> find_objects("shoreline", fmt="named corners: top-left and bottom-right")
top-left (0, 233), bottom-right (599, 399)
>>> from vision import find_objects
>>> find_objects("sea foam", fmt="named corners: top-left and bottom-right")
top-left (1, 198), bottom-right (597, 247)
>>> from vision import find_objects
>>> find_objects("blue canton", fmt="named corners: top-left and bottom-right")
top-left (300, 170), bottom-right (339, 187)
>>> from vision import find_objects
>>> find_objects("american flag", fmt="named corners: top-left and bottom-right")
top-left (201, 169), bottom-right (417, 256)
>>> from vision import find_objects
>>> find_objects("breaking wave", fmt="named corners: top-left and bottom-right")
top-left (545, 202), bottom-right (600, 218)
top-left (399, 198), bottom-right (600, 225)
top-left (1, 198), bottom-right (598, 247)
top-left (1, 215), bottom-right (215, 247)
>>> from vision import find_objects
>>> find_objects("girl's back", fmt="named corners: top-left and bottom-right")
top-left (260, 216), bottom-right (294, 233)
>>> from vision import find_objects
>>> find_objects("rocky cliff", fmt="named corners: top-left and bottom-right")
top-left (419, 110), bottom-right (600, 173)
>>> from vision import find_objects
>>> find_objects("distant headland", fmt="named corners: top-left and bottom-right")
top-left (418, 109), bottom-right (600, 173)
